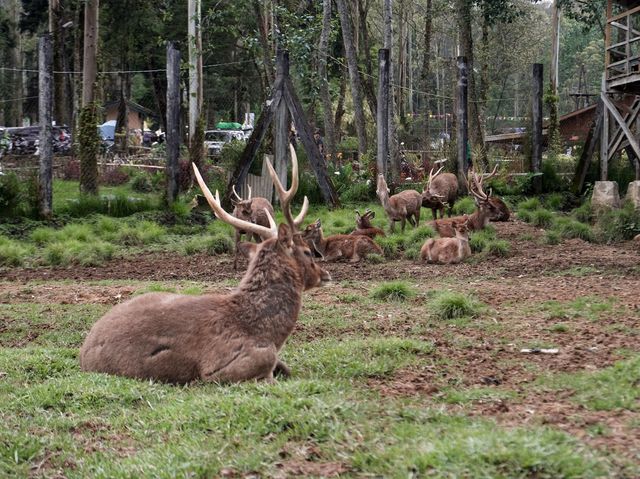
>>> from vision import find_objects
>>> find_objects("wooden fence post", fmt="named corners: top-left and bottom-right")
top-left (532, 63), bottom-right (543, 193)
top-left (38, 33), bottom-right (53, 219)
top-left (166, 42), bottom-right (181, 204)
top-left (456, 56), bottom-right (469, 193)
top-left (377, 48), bottom-right (390, 177)
top-left (274, 50), bottom-right (290, 203)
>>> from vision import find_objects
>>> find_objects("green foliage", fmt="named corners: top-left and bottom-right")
top-left (0, 172), bottom-right (24, 217)
top-left (0, 235), bottom-right (30, 266)
top-left (429, 291), bottom-right (483, 320)
top-left (541, 158), bottom-right (566, 192)
top-left (297, 171), bottom-right (324, 205)
top-left (374, 234), bottom-right (404, 258)
top-left (594, 202), bottom-right (640, 243)
top-left (543, 230), bottom-right (562, 245)
top-left (370, 281), bottom-right (416, 302)
top-left (469, 227), bottom-right (498, 253)
top-left (517, 197), bottom-right (541, 212)
top-left (572, 202), bottom-right (593, 223)
top-left (405, 226), bottom-right (435, 248)
top-left (365, 253), bottom-right (385, 264)
top-left (545, 193), bottom-right (566, 211)
top-left (60, 194), bottom-right (155, 218)
top-left (486, 239), bottom-right (511, 257)
top-left (204, 233), bottom-right (234, 255)
top-left (553, 217), bottom-right (595, 242)
top-left (43, 240), bottom-right (115, 266)
top-left (529, 208), bottom-right (555, 228)
top-left (340, 182), bottom-right (371, 203)
top-left (131, 173), bottom-right (154, 193)
top-left (452, 196), bottom-right (476, 215)
top-left (115, 221), bottom-right (165, 246)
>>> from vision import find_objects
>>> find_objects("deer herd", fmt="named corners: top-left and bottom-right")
top-left (80, 146), bottom-right (511, 384)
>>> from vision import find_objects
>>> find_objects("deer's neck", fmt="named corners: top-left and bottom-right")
top-left (232, 253), bottom-right (303, 348)
top-left (470, 209), bottom-right (490, 229)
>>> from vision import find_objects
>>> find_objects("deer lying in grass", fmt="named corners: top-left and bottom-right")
top-left (350, 209), bottom-right (385, 238)
top-left (80, 145), bottom-right (329, 384)
top-left (302, 218), bottom-right (383, 262)
top-left (376, 174), bottom-right (422, 232)
top-left (432, 166), bottom-right (505, 237)
top-left (421, 166), bottom-right (459, 220)
top-left (420, 217), bottom-right (471, 264)
top-left (230, 185), bottom-right (276, 269)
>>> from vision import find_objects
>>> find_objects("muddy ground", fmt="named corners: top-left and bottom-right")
top-left (2, 220), bottom-right (639, 466)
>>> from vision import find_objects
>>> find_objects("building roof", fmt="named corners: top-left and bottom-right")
top-left (103, 99), bottom-right (154, 117)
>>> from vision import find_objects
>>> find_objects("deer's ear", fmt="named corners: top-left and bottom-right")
top-left (315, 219), bottom-right (322, 227)
top-left (277, 223), bottom-right (294, 248)
top-left (237, 242), bottom-right (258, 260)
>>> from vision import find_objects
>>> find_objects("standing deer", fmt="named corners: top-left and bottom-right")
top-left (350, 209), bottom-right (385, 238)
top-left (230, 185), bottom-right (275, 269)
top-left (421, 166), bottom-right (459, 220)
top-left (80, 145), bottom-right (329, 384)
top-left (303, 218), bottom-right (383, 262)
top-left (376, 174), bottom-right (422, 232)
top-left (420, 217), bottom-right (471, 264)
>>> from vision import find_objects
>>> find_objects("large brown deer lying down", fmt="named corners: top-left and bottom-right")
top-left (421, 217), bottom-right (471, 264)
top-left (80, 145), bottom-right (330, 384)
top-left (376, 174), bottom-right (422, 232)
top-left (302, 218), bottom-right (383, 262)
top-left (431, 166), bottom-right (505, 237)
top-left (469, 165), bottom-right (510, 222)
top-left (350, 209), bottom-right (385, 238)
top-left (421, 166), bottom-right (459, 220)
top-left (230, 185), bottom-right (276, 269)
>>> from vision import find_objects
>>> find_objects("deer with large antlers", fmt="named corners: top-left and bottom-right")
top-left (302, 218), bottom-right (383, 262)
top-left (420, 217), bottom-right (472, 264)
top-left (80, 145), bottom-right (329, 384)
top-left (350, 209), bottom-right (386, 239)
top-left (376, 174), bottom-right (422, 233)
top-left (421, 166), bottom-right (459, 220)
top-left (432, 165), bottom-right (507, 237)
top-left (230, 184), bottom-right (275, 269)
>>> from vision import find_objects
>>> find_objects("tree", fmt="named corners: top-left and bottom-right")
top-left (318, 0), bottom-right (337, 164)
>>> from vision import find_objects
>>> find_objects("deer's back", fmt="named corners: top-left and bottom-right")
top-left (251, 198), bottom-right (275, 227)
top-left (430, 173), bottom-right (459, 203)
top-left (391, 189), bottom-right (422, 213)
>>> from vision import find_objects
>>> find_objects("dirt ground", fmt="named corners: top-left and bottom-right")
top-left (2, 220), bottom-right (639, 466)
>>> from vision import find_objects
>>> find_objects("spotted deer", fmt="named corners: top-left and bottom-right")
top-left (230, 185), bottom-right (276, 269)
top-left (80, 145), bottom-right (329, 384)
top-left (421, 166), bottom-right (459, 220)
top-left (376, 174), bottom-right (422, 232)
top-left (303, 218), bottom-right (383, 262)
top-left (420, 217), bottom-right (471, 264)
top-left (350, 209), bottom-right (385, 238)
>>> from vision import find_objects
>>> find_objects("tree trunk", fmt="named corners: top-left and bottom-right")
top-left (334, 67), bottom-right (347, 143)
top-left (420, 0), bottom-right (433, 149)
top-left (384, 0), bottom-right (400, 182)
top-left (254, 0), bottom-right (274, 86)
top-left (319, 0), bottom-right (338, 165)
top-left (335, 0), bottom-right (368, 156)
top-left (358, 0), bottom-right (377, 118)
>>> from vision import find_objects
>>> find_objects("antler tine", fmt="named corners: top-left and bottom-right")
top-left (426, 165), bottom-right (445, 190)
top-left (266, 143), bottom-right (306, 229)
top-left (193, 164), bottom-right (277, 239)
top-left (469, 167), bottom-right (489, 201)
top-left (231, 184), bottom-right (242, 201)
top-left (246, 184), bottom-right (252, 200)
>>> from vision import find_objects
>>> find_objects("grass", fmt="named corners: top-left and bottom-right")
top-left (552, 217), bottom-right (595, 242)
top-left (370, 281), bottom-right (416, 302)
top-left (429, 291), bottom-right (483, 320)
top-left (539, 296), bottom-right (618, 322)
top-left (452, 196), bottom-right (476, 215)
top-left (0, 236), bottom-right (31, 266)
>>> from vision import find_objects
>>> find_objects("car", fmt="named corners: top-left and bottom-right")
top-left (204, 129), bottom-right (245, 157)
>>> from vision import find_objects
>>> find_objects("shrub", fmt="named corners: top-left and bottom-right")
top-left (541, 158), bottom-right (566, 192)
top-left (101, 167), bottom-right (130, 186)
top-left (529, 208), bottom-right (555, 228)
top-left (0, 172), bottom-right (23, 217)
top-left (452, 196), bottom-right (476, 215)
top-left (131, 173), bottom-right (153, 193)
top-left (517, 197), bottom-right (541, 212)
top-left (430, 291), bottom-right (482, 320)
top-left (486, 239), bottom-right (510, 257)
top-left (43, 240), bottom-right (115, 266)
top-left (370, 281), bottom-right (416, 302)
top-left (94, 216), bottom-right (120, 236)
top-left (115, 221), bottom-right (165, 246)
top-left (595, 202), bottom-right (640, 243)
top-left (543, 230), bottom-right (561, 245)
top-left (545, 193), bottom-right (566, 211)
top-left (404, 245), bottom-right (422, 261)
top-left (341, 182), bottom-right (371, 203)
top-left (0, 236), bottom-right (29, 266)
top-left (30, 227), bottom-right (58, 245)
top-left (469, 229), bottom-right (496, 253)
top-left (553, 217), bottom-right (595, 242)
top-left (60, 223), bottom-right (93, 242)
top-left (572, 202), bottom-right (592, 224)
top-left (375, 234), bottom-right (404, 258)
top-left (204, 233), bottom-right (234, 255)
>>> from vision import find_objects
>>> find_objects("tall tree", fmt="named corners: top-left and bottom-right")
top-left (420, 0), bottom-right (433, 148)
top-left (318, 0), bottom-right (337, 164)
top-left (335, 0), bottom-right (368, 156)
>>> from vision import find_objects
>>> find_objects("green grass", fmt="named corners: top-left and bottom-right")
top-left (552, 217), bottom-right (595, 242)
top-left (529, 208), bottom-right (555, 228)
top-left (452, 196), bottom-right (476, 215)
top-left (370, 281), bottom-right (416, 302)
top-left (429, 291), bottom-right (483, 320)
top-left (539, 296), bottom-right (617, 322)
top-left (517, 197), bottom-right (541, 212)
top-left (0, 236), bottom-right (31, 266)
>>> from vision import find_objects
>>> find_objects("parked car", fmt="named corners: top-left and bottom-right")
top-left (204, 129), bottom-right (245, 157)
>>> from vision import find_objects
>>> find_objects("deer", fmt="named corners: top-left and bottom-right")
top-left (80, 144), bottom-right (330, 385)
top-left (421, 166), bottom-right (459, 220)
top-left (350, 209), bottom-right (385, 238)
top-left (376, 173), bottom-right (422, 233)
top-left (230, 185), bottom-right (276, 269)
top-left (468, 165), bottom-right (510, 222)
top-left (431, 166), bottom-right (506, 237)
top-left (302, 218), bottom-right (383, 262)
top-left (420, 217), bottom-right (471, 264)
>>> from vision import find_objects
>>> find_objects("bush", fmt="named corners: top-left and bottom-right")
top-left (375, 234), bottom-right (404, 258)
top-left (204, 233), bottom-right (234, 255)
top-left (115, 221), bottom-right (165, 246)
top-left (543, 230), bottom-right (561, 245)
top-left (0, 235), bottom-right (29, 266)
top-left (101, 167), bottom-right (130, 186)
top-left (430, 291), bottom-right (482, 320)
top-left (0, 172), bottom-right (23, 217)
top-left (469, 228), bottom-right (496, 253)
top-left (30, 227), bottom-right (58, 245)
top-left (553, 217), bottom-right (595, 242)
top-left (529, 208), bottom-right (555, 228)
top-left (486, 239), bottom-right (510, 257)
top-left (403, 245), bottom-right (422, 261)
top-left (572, 202), bottom-right (592, 224)
top-left (545, 193), bottom-right (566, 211)
top-left (131, 173), bottom-right (153, 193)
top-left (405, 226), bottom-right (435, 248)
top-left (340, 182), bottom-right (371, 203)
top-left (43, 239), bottom-right (115, 266)
top-left (452, 196), bottom-right (476, 215)
top-left (595, 202), bottom-right (640, 243)
top-left (370, 281), bottom-right (416, 302)
top-left (517, 198), bottom-right (541, 212)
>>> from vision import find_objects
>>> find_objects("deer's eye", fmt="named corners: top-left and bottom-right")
top-left (304, 250), bottom-right (313, 257)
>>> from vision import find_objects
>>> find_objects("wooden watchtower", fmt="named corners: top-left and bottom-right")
top-left (601, 0), bottom-right (640, 180)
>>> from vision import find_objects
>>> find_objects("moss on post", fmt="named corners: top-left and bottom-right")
top-left (78, 102), bottom-right (100, 195)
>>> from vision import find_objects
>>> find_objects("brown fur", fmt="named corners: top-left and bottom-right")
top-left (303, 219), bottom-right (383, 262)
top-left (350, 210), bottom-right (386, 238)
top-left (376, 174), bottom-right (422, 232)
top-left (232, 197), bottom-right (275, 269)
top-left (487, 197), bottom-right (510, 221)
top-left (422, 172), bottom-right (459, 220)
top-left (80, 224), bottom-right (330, 384)
top-left (430, 200), bottom-right (501, 237)
top-left (420, 218), bottom-right (471, 264)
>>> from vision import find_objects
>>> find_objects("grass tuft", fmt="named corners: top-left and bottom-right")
top-left (370, 281), bottom-right (416, 302)
top-left (517, 197), bottom-right (541, 212)
top-left (452, 197), bottom-right (476, 215)
top-left (529, 208), bottom-right (555, 228)
top-left (553, 217), bottom-right (595, 242)
top-left (430, 291), bottom-right (483, 320)
top-left (486, 239), bottom-right (510, 257)
top-left (0, 235), bottom-right (30, 266)
top-left (543, 230), bottom-right (561, 245)
top-left (365, 253), bottom-right (385, 264)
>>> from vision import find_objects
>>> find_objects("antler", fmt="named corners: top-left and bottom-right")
top-left (231, 184), bottom-right (253, 202)
top-left (265, 143), bottom-right (309, 230)
top-left (425, 166), bottom-right (445, 189)
top-left (193, 164), bottom-right (278, 239)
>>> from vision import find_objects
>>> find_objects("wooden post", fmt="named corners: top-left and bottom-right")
top-left (601, 107), bottom-right (609, 181)
top-left (456, 56), bottom-right (469, 193)
top-left (38, 34), bottom-right (53, 219)
top-left (82, 0), bottom-right (98, 106)
top-left (188, 0), bottom-right (203, 146)
top-left (274, 50), bottom-right (290, 204)
top-left (532, 63), bottom-right (543, 193)
top-left (377, 48), bottom-right (390, 176)
top-left (572, 99), bottom-right (603, 194)
top-left (166, 42), bottom-right (181, 204)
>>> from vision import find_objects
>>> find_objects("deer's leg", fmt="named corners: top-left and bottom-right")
top-left (415, 208), bottom-right (420, 227)
top-left (431, 208), bottom-right (438, 221)
top-left (401, 218), bottom-right (407, 232)
top-left (201, 343), bottom-right (278, 383)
